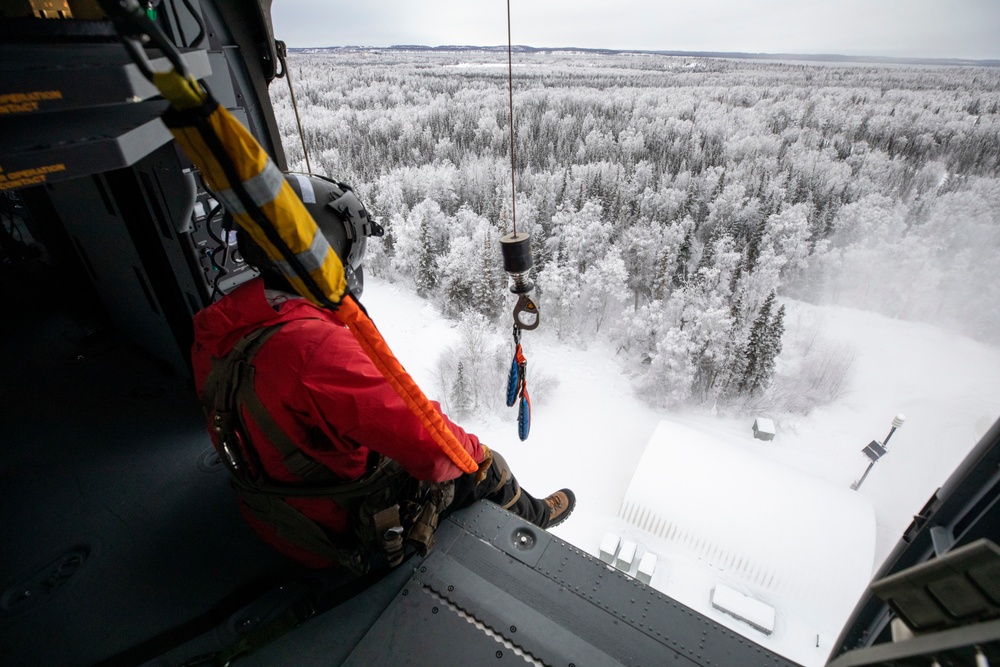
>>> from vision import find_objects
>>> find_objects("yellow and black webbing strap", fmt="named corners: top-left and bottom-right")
top-left (160, 97), bottom-right (346, 309)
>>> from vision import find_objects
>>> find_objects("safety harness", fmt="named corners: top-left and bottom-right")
top-left (200, 323), bottom-right (454, 574)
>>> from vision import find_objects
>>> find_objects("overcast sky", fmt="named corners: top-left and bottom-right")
top-left (270, 0), bottom-right (1000, 60)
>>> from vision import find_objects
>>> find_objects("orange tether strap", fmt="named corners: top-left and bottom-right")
top-left (338, 296), bottom-right (479, 472)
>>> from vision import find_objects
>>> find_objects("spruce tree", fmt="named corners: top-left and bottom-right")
top-left (745, 219), bottom-right (765, 273)
top-left (739, 292), bottom-right (785, 396)
top-left (760, 303), bottom-right (785, 388)
top-left (672, 229), bottom-right (693, 288)
top-left (652, 248), bottom-right (673, 301)
top-left (472, 233), bottom-right (503, 320)
top-left (739, 291), bottom-right (773, 395)
top-left (721, 292), bottom-right (747, 396)
top-left (416, 218), bottom-right (436, 297)
top-left (450, 361), bottom-right (473, 419)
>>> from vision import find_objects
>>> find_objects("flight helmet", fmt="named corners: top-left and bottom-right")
top-left (237, 173), bottom-right (382, 296)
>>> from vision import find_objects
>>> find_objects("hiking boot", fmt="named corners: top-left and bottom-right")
top-left (542, 489), bottom-right (576, 528)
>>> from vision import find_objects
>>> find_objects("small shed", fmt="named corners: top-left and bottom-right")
top-left (752, 418), bottom-right (776, 441)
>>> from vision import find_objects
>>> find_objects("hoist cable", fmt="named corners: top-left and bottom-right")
top-left (277, 41), bottom-right (313, 176)
top-left (506, 0), bottom-right (518, 237)
top-left (287, 65), bottom-right (312, 176)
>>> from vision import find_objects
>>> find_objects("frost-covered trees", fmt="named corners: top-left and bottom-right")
top-left (435, 312), bottom-right (510, 416)
top-left (642, 327), bottom-right (696, 407)
top-left (581, 246), bottom-right (628, 334)
top-left (436, 209), bottom-right (506, 319)
top-left (272, 49), bottom-right (1000, 413)
top-left (537, 257), bottom-right (582, 339)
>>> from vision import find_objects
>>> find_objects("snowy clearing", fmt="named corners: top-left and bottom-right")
top-left (362, 275), bottom-right (1000, 666)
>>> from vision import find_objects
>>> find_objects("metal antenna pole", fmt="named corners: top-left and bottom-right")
top-left (852, 414), bottom-right (905, 491)
top-left (851, 461), bottom-right (876, 491)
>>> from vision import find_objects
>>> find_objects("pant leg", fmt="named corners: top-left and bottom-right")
top-left (448, 450), bottom-right (549, 527)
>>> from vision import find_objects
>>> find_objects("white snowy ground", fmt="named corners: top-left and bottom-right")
top-left (361, 276), bottom-right (1000, 666)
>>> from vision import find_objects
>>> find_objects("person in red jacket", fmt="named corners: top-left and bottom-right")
top-left (192, 173), bottom-right (574, 571)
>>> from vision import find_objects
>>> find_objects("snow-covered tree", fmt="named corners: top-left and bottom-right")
top-left (762, 203), bottom-right (812, 276)
top-left (469, 225), bottom-right (507, 320)
top-left (436, 233), bottom-right (476, 315)
top-left (537, 257), bottom-right (583, 340)
top-left (436, 312), bottom-right (509, 416)
top-left (581, 246), bottom-right (629, 334)
top-left (547, 200), bottom-right (611, 273)
top-left (642, 327), bottom-right (696, 407)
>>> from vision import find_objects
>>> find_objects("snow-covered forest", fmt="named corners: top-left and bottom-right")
top-left (270, 50), bottom-right (1000, 415)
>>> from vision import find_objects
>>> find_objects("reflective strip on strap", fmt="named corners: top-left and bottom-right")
top-left (292, 172), bottom-right (316, 203)
top-left (273, 228), bottom-right (332, 275)
top-left (215, 160), bottom-right (285, 215)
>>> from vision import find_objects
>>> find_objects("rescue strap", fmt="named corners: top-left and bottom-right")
top-left (200, 323), bottom-right (454, 573)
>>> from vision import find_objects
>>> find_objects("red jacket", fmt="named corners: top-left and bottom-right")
top-left (191, 278), bottom-right (483, 567)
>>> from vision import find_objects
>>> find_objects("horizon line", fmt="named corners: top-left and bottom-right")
top-left (286, 44), bottom-right (1000, 67)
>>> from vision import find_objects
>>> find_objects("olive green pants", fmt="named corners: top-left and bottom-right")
top-left (447, 450), bottom-right (549, 527)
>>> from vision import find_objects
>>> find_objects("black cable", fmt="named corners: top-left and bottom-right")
top-left (189, 107), bottom-right (340, 310)
top-left (0, 194), bottom-right (30, 262)
top-left (204, 201), bottom-right (224, 246)
top-left (143, 9), bottom-right (191, 76)
top-left (213, 216), bottom-right (235, 299)
top-left (179, 0), bottom-right (206, 48)
top-left (208, 246), bottom-right (228, 301)
top-left (97, 0), bottom-right (192, 80)
top-left (2, 195), bottom-right (22, 242)
top-left (205, 204), bottom-right (230, 300)
top-left (120, 34), bottom-right (155, 80)
top-left (164, 0), bottom-right (185, 47)
top-left (274, 46), bottom-right (286, 79)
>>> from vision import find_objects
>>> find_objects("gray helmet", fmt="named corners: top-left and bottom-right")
top-left (237, 173), bottom-right (382, 296)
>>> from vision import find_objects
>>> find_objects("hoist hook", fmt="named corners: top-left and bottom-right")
top-left (513, 293), bottom-right (539, 331)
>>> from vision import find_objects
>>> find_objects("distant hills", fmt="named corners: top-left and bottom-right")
top-left (290, 44), bottom-right (1000, 68)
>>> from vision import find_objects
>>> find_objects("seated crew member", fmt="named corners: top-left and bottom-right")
top-left (191, 173), bottom-right (574, 571)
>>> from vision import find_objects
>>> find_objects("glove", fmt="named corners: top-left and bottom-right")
top-left (475, 444), bottom-right (493, 485)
